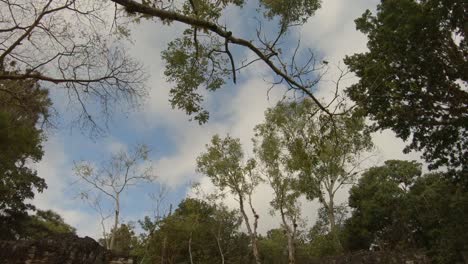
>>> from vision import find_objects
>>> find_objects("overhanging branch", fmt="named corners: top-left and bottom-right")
top-left (111, 0), bottom-right (333, 115)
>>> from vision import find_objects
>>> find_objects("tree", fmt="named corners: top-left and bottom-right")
top-left (109, 0), bottom-right (352, 124)
top-left (74, 144), bottom-right (156, 250)
top-left (136, 198), bottom-right (245, 264)
top-left (254, 122), bottom-right (303, 264)
top-left (0, 77), bottom-right (50, 240)
top-left (343, 160), bottom-right (468, 263)
top-left (306, 205), bottom-right (348, 258)
top-left (255, 99), bottom-right (372, 251)
top-left (258, 229), bottom-right (289, 264)
top-left (344, 0), bottom-right (467, 172)
top-left (103, 223), bottom-right (140, 256)
top-left (407, 173), bottom-right (468, 264)
top-left (0, 208), bottom-right (76, 240)
top-left (0, 0), bottom-right (146, 135)
top-left (19, 209), bottom-right (76, 240)
top-left (197, 135), bottom-right (262, 264)
top-left (343, 160), bottom-right (422, 251)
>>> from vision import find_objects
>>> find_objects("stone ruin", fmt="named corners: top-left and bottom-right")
top-left (0, 234), bottom-right (133, 264)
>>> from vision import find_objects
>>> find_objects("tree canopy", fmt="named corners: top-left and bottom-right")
top-left (343, 160), bottom-right (468, 263)
top-left (0, 77), bottom-right (50, 239)
top-left (345, 0), bottom-right (467, 172)
top-left (111, 0), bottom-right (343, 124)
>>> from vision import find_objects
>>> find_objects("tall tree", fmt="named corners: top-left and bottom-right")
top-left (344, 160), bottom-right (422, 251)
top-left (74, 144), bottom-right (156, 250)
top-left (343, 160), bottom-right (468, 263)
top-left (255, 99), bottom-right (372, 251)
top-left (407, 173), bottom-right (468, 264)
top-left (345, 0), bottom-right (467, 172)
top-left (0, 77), bottom-right (50, 240)
top-left (254, 122), bottom-right (302, 264)
top-left (197, 135), bottom-right (262, 264)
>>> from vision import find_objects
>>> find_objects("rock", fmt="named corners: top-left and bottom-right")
top-left (0, 234), bottom-right (133, 264)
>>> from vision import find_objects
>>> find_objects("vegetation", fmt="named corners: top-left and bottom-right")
top-left (344, 0), bottom-right (467, 172)
top-left (0, 0), bottom-right (466, 264)
top-left (74, 144), bottom-right (156, 250)
top-left (0, 74), bottom-right (50, 239)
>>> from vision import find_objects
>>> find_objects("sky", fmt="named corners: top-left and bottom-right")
top-left (32, 0), bottom-right (425, 239)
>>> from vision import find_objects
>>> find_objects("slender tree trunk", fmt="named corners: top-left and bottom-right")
top-left (325, 189), bottom-right (342, 251)
top-left (161, 204), bottom-right (172, 264)
top-left (101, 223), bottom-right (109, 249)
top-left (188, 231), bottom-right (194, 264)
top-left (215, 233), bottom-right (224, 264)
top-left (287, 234), bottom-right (295, 264)
top-left (109, 194), bottom-right (120, 251)
top-left (280, 207), bottom-right (295, 264)
top-left (238, 194), bottom-right (261, 264)
top-left (161, 235), bottom-right (167, 264)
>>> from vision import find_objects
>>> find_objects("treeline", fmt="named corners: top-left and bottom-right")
top-left (96, 98), bottom-right (466, 264)
top-left (102, 162), bottom-right (467, 264)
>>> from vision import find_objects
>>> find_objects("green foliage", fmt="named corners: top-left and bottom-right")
top-left (136, 198), bottom-right (247, 264)
top-left (260, 0), bottom-right (321, 27)
top-left (0, 76), bottom-right (50, 239)
top-left (258, 229), bottom-right (289, 264)
top-left (344, 160), bottom-right (420, 251)
top-left (254, 99), bottom-right (372, 202)
top-left (0, 209), bottom-right (76, 240)
top-left (254, 114), bottom-right (302, 220)
top-left (306, 206), bottom-right (348, 258)
top-left (343, 160), bottom-right (468, 263)
top-left (162, 33), bottom-right (228, 124)
top-left (197, 135), bottom-right (258, 196)
top-left (19, 210), bottom-right (76, 240)
top-left (408, 173), bottom-right (468, 263)
top-left (105, 223), bottom-right (140, 256)
top-left (345, 0), bottom-right (468, 172)
top-left (155, 0), bottom-right (324, 124)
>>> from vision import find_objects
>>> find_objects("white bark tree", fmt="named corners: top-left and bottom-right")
top-left (197, 135), bottom-right (262, 264)
top-left (74, 144), bottom-right (156, 250)
top-left (255, 99), bottom-right (374, 252)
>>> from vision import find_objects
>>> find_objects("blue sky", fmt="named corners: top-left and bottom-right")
top-left (32, 0), bottom-right (425, 238)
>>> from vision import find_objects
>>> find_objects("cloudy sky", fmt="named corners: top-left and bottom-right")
top-left (33, 0), bottom-right (425, 239)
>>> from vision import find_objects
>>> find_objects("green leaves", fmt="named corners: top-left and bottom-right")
top-left (345, 0), bottom-right (468, 172)
top-left (197, 135), bottom-right (257, 194)
top-left (136, 198), bottom-right (244, 264)
top-left (344, 160), bottom-right (468, 263)
top-left (0, 76), bottom-right (50, 230)
top-left (162, 32), bottom-right (228, 124)
top-left (260, 0), bottom-right (321, 27)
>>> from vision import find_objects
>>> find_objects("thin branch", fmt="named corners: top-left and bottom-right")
top-left (111, 0), bottom-right (334, 116)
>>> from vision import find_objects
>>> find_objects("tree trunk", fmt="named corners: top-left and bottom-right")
top-left (161, 235), bottom-right (167, 264)
top-left (287, 233), bottom-right (295, 264)
top-left (280, 207), bottom-right (295, 264)
top-left (188, 231), bottom-right (194, 264)
top-left (325, 189), bottom-right (342, 251)
top-left (109, 195), bottom-right (120, 251)
top-left (215, 233), bottom-right (224, 264)
top-left (161, 205), bottom-right (172, 264)
top-left (238, 194), bottom-right (261, 264)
